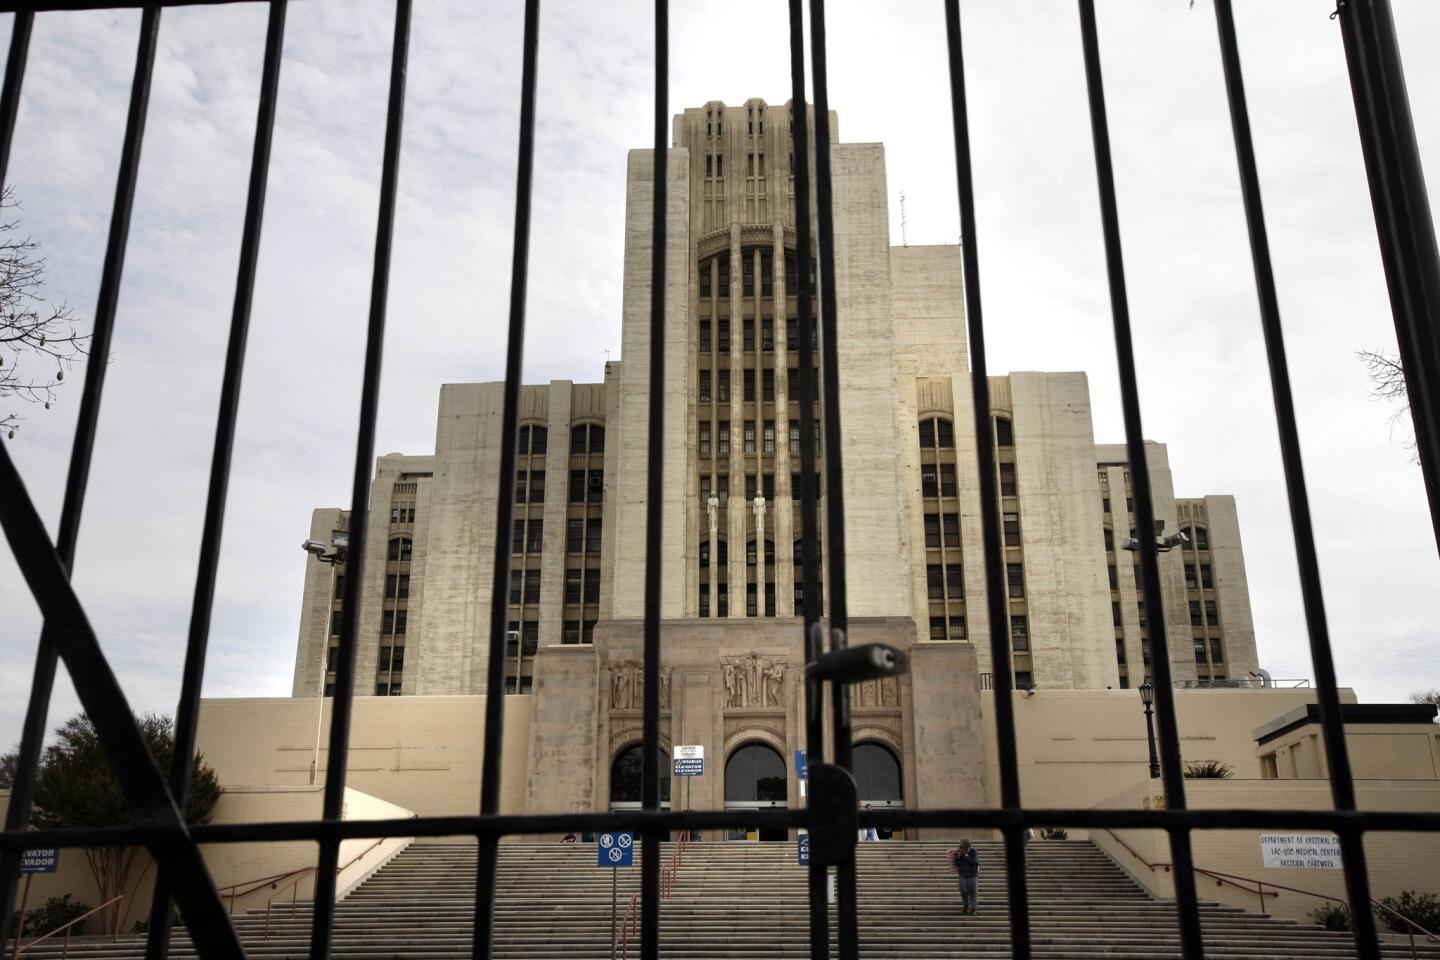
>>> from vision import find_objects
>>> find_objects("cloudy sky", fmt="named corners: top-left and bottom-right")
top-left (1, 0), bottom-right (1437, 748)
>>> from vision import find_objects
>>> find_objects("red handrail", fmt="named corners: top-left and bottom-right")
top-left (616, 893), bottom-right (638, 960)
top-left (1098, 829), bottom-right (1439, 958)
top-left (12, 894), bottom-right (122, 960)
top-left (259, 836), bottom-right (396, 938)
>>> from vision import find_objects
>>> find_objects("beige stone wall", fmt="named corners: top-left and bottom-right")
top-left (195, 695), bottom-right (531, 819)
top-left (977, 687), bottom-right (1358, 812)
top-left (608, 147), bottom-right (691, 620)
top-left (1259, 722), bottom-right (1440, 780)
top-left (1092, 778), bottom-right (1440, 921)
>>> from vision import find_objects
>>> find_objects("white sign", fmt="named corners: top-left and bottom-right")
top-left (675, 745), bottom-right (704, 760)
top-left (1259, 833), bottom-right (1343, 870)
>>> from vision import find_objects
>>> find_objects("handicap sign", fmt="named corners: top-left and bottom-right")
top-left (795, 750), bottom-right (807, 781)
top-left (20, 849), bottom-right (57, 874)
top-left (598, 832), bottom-right (634, 867)
top-left (674, 745), bottom-right (704, 777)
top-left (797, 832), bottom-right (810, 866)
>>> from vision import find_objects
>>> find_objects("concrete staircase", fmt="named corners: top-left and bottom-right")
top-left (9, 840), bottom-right (1438, 958)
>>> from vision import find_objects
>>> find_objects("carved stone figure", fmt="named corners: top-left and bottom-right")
top-left (660, 667), bottom-right (673, 709)
top-left (611, 669), bottom-right (629, 710)
top-left (764, 658), bottom-right (785, 707)
top-left (880, 676), bottom-right (899, 706)
top-left (746, 654), bottom-right (762, 705)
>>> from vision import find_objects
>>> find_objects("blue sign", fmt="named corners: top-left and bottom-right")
top-left (597, 832), bottom-right (634, 867)
top-left (795, 750), bottom-right (807, 781)
top-left (673, 758), bottom-right (703, 777)
top-left (20, 849), bottom-right (57, 874)
top-left (797, 833), bottom-right (810, 866)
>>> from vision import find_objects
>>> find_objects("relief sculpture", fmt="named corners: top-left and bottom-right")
top-left (849, 676), bottom-right (899, 709)
top-left (609, 661), bottom-right (673, 710)
top-left (721, 653), bottom-right (786, 708)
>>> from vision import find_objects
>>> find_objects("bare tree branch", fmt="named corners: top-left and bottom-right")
top-left (0, 185), bottom-right (88, 439)
top-left (1358, 348), bottom-right (1417, 462)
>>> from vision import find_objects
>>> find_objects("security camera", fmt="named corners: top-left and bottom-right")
top-left (302, 539), bottom-right (328, 557)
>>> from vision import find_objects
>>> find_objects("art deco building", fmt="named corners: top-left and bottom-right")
top-left (290, 99), bottom-right (1260, 815)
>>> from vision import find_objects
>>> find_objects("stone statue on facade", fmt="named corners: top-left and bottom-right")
top-left (721, 653), bottom-right (785, 708)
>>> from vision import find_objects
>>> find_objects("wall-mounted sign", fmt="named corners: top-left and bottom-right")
top-left (1259, 833), bottom-right (1342, 869)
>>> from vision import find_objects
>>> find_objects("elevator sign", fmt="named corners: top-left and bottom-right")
top-left (674, 744), bottom-right (704, 777)
top-left (598, 832), bottom-right (634, 867)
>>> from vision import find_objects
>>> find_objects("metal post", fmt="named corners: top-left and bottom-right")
top-left (610, 868), bottom-right (617, 960)
top-left (11, 873), bottom-right (31, 960)
top-left (1143, 701), bottom-right (1160, 779)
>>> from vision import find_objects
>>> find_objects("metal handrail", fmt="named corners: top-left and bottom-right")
top-left (12, 894), bottom-right (122, 959)
top-left (615, 892), bottom-right (638, 960)
top-left (1099, 829), bottom-right (1439, 958)
top-left (259, 836), bottom-right (394, 939)
top-left (217, 867), bottom-right (313, 914)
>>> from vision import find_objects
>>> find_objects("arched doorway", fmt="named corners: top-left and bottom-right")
top-left (610, 745), bottom-right (671, 812)
top-left (724, 742), bottom-right (787, 841)
top-left (854, 742), bottom-right (904, 841)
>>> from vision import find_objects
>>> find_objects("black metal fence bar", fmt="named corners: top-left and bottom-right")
top-left (1336, 0), bottom-right (1440, 552)
top-left (941, 4), bottom-right (1034, 958)
top-left (1211, 4), bottom-right (1382, 958)
top-left (307, 3), bottom-right (410, 956)
top-left (0, 447), bottom-right (243, 956)
top-left (803, 3), bottom-right (862, 956)
top-left (0, 13), bottom-right (35, 954)
top-left (1074, 3), bottom-right (1205, 957)
top-left (786, 1), bottom-right (831, 956)
top-left (470, 1), bottom-right (540, 957)
top-left (6, 805), bottom-right (1440, 853)
top-left (0, 4), bottom-right (166, 946)
top-left (0, 9), bottom-right (30, 180)
top-left (0, 5), bottom-right (1436, 960)
top-left (640, 2), bottom-right (667, 959)
top-left (143, 4), bottom-right (286, 956)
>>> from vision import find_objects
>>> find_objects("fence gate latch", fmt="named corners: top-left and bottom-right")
top-left (806, 763), bottom-right (858, 866)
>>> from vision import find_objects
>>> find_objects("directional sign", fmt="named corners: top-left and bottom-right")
top-left (598, 832), bottom-right (634, 867)
top-left (797, 832), bottom-right (810, 866)
top-left (674, 744), bottom-right (704, 777)
top-left (795, 750), bottom-right (807, 781)
top-left (20, 849), bottom-right (57, 874)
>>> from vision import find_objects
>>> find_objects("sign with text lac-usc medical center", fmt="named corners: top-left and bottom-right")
top-left (1259, 833), bottom-right (1342, 869)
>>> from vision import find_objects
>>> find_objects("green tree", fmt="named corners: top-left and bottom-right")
top-left (7, 713), bottom-right (221, 934)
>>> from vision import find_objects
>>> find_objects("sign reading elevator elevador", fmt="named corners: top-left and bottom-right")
top-left (598, 832), bottom-right (634, 867)
top-left (673, 745), bottom-right (704, 777)
top-left (1259, 833), bottom-right (1342, 869)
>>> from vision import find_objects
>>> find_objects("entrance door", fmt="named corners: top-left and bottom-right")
top-left (854, 742), bottom-right (904, 841)
top-left (610, 744), bottom-right (671, 812)
top-left (724, 743), bottom-right (787, 841)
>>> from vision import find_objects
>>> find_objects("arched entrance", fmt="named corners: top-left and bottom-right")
top-left (854, 742), bottom-right (904, 841)
top-left (724, 742), bottom-right (787, 841)
top-left (610, 744), bottom-right (671, 812)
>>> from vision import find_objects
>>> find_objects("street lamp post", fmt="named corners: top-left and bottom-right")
top-left (1138, 681), bottom-right (1161, 779)
top-left (302, 530), bottom-right (349, 785)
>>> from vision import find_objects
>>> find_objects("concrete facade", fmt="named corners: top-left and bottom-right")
top-left (287, 98), bottom-right (1265, 830)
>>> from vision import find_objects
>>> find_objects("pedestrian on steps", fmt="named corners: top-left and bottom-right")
top-left (950, 839), bottom-right (979, 915)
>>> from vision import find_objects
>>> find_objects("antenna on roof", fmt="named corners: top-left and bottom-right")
top-left (899, 191), bottom-right (908, 247)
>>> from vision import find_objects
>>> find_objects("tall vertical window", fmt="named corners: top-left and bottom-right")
top-left (744, 369), bottom-right (755, 401)
top-left (999, 463), bottom-right (1017, 497)
top-left (699, 369), bottom-right (712, 403)
top-left (762, 368), bottom-right (774, 402)
top-left (699, 422), bottom-right (712, 456)
top-left (718, 254), bottom-right (730, 297)
top-left (995, 417), bottom-right (1014, 447)
top-left (1003, 513), bottom-right (1020, 547)
top-left (744, 421), bottom-right (756, 453)
top-left (761, 250), bottom-right (774, 296)
top-left (763, 420), bottom-right (775, 453)
top-left (718, 317), bottom-right (731, 351)
top-left (789, 419), bottom-right (800, 454)
top-left (742, 255), bottom-right (755, 296)
top-left (718, 421), bottom-right (730, 455)
top-left (700, 317), bottom-right (712, 352)
top-left (761, 317), bottom-right (773, 351)
top-left (718, 369), bottom-right (730, 402)
top-left (1007, 563), bottom-right (1025, 598)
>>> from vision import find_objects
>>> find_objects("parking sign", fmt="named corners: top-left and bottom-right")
top-left (597, 832), bottom-right (634, 867)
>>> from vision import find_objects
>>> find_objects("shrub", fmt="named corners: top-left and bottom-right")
top-left (1183, 760), bottom-right (1234, 779)
top-left (1376, 891), bottom-right (1440, 935)
top-left (1040, 827), bottom-right (1069, 840)
top-left (12, 894), bottom-right (91, 938)
top-left (1309, 903), bottom-right (1350, 931)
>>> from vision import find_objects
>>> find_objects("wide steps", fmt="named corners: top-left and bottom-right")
top-left (9, 841), bottom-right (1438, 959)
